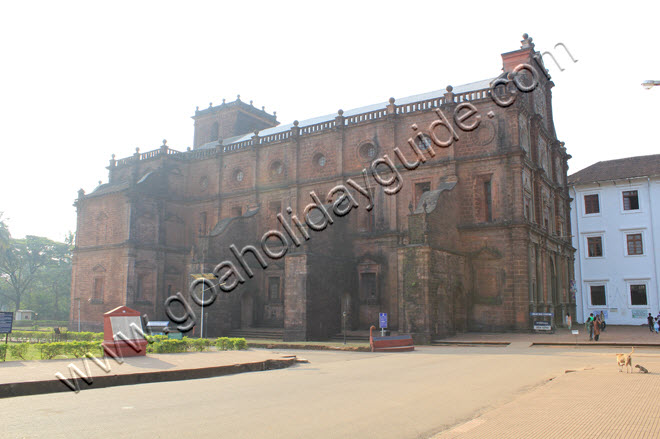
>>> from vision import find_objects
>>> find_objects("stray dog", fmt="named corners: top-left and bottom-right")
top-left (635, 364), bottom-right (649, 374)
top-left (616, 347), bottom-right (634, 373)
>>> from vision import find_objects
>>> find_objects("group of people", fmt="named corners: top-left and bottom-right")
top-left (586, 312), bottom-right (606, 341)
top-left (647, 313), bottom-right (660, 333)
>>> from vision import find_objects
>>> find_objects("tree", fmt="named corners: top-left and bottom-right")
top-left (0, 213), bottom-right (9, 251)
top-left (0, 235), bottom-right (70, 312)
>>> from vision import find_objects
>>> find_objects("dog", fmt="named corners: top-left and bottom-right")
top-left (635, 364), bottom-right (649, 374)
top-left (616, 347), bottom-right (634, 373)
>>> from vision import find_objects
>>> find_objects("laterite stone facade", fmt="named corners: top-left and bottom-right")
top-left (71, 35), bottom-right (575, 341)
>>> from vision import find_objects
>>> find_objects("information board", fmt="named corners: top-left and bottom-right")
top-left (0, 312), bottom-right (14, 334)
top-left (379, 313), bottom-right (388, 329)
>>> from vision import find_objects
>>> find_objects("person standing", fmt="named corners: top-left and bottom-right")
top-left (566, 312), bottom-right (572, 330)
top-left (587, 313), bottom-right (594, 341)
top-left (593, 315), bottom-right (601, 341)
top-left (655, 318), bottom-right (659, 334)
top-left (649, 313), bottom-right (655, 333)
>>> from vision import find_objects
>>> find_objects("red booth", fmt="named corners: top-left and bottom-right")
top-left (102, 306), bottom-right (148, 357)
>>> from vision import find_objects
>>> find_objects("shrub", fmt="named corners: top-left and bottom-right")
top-left (152, 339), bottom-right (187, 354)
top-left (65, 341), bottom-right (100, 358)
top-left (0, 344), bottom-right (8, 360)
top-left (8, 343), bottom-right (30, 360)
top-left (215, 337), bottom-right (232, 351)
top-left (38, 342), bottom-right (68, 360)
top-left (186, 337), bottom-right (211, 352)
top-left (232, 338), bottom-right (248, 350)
top-left (215, 337), bottom-right (247, 350)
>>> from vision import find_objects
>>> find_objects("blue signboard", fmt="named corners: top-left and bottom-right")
top-left (379, 313), bottom-right (388, 329)
top-left (0, 312), bottom-right (14, 334)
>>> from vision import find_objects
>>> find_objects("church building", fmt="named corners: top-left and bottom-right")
top-left (70, 35), bottom-right (575, 342)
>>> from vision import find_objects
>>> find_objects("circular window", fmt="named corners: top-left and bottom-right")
top-left (314, 153), bottom-right (326, 168)
top-left (416, 134), bottom-right (433, 151)
top-left (270, 161), bottom-right (284, 177)
top-left (234, 169), bottom-right (244, 182)
top-left (359, 143), bottom-right (377, 161)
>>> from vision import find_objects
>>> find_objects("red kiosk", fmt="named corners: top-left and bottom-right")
top-left (102, 306), bottom-right (148, 357)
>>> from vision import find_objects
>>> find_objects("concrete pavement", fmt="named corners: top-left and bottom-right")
top-left (0, 350), bottom-right (299, 398)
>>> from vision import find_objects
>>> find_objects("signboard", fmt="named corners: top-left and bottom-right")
top-left (533, 321), bottom-right (552, 331)
top-left (572, 330), bottom-right (579, 335)
top-left (0, 312), bottom-right (13, 334)
top-left (632, 309), bottom-right (647, 319)
top-left (379, 313), bottom-right (388, 329)
top-left (530, 312), bottom-right (553, 317)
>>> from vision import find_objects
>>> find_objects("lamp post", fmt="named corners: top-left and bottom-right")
top-left (642, 80), bottom-right (660, 90)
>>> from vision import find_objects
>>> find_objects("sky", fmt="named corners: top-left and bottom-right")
top-left (1, 1), bottom-right (659, 242)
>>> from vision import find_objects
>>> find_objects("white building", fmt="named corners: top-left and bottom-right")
top-left (569, 154), bottom-right (660, 325)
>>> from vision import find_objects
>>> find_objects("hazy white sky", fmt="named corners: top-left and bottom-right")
top-left (1, 1), bottom-right (658, 241)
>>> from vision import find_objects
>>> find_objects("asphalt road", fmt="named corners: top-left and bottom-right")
top-left (1, 345), bottom-right (640, 439)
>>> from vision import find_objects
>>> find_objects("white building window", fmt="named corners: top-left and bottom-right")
top-left (622, 190), bottom-right (640, 211)
top-left (589, 284), bottom-right (607, 306)
top-left (584, 194), bottom-right (600, 215)
top-left (629, 283), bottom-right (648, 306)
top-left (586, 236), bottom-right (603, 258)
top-left (626, 233), bottom-right (644, 256)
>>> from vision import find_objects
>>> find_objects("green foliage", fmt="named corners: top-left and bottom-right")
top-left (10, 330), bottom-right (102, 343)
top-left (12, 320), bottom-right (68, 328)
top-left (37, 342), bottom-right (68, 360)
top-left (151, 339), bottom-right (188, 353)
top-left (233, 338), bottom-right (248, 350)
top-left (0, 343), bottom-right (6, 360)
top-left (0, 230), bottom-right (72, 319)
top-left (8, 342), bottom-right (29, 360)
top-left (185, 337), bottom-right (212, 352)
top-left (215, 337), bottom-right (232, 350)
top-left (64, 341), bottom-right (101, 358)
top-left (147, 334), bottom-right (168, 344)
top-left (215, 337), bottom-right (247, 350)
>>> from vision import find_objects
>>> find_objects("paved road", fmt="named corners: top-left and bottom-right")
top-left (5, 344), bottom-right (655, 439)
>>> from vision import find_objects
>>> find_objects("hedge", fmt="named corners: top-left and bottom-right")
top-left (12, 320), bottom-right (68, 328)
top-left (8, 343), bottom-right (30, 360)
top-left (215, 337), bottom-right (248, 351)
top-left (9, 330), bottom-right (103, 343)
top-left (0, 344), bottom-right (6, 360)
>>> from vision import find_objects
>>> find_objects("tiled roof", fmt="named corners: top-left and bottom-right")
top-left (568, 154), bottom-right (660, 186)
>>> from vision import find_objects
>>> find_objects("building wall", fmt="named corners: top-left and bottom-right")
top-left (71, 37), bottom-right (575, 337)
top-left (571, 176), bottom-right (660, 324)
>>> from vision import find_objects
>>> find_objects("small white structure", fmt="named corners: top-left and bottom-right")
top-left (569, 154), bottom-right (660, 324)
top-left (15, 310), bottom-right (36, 321)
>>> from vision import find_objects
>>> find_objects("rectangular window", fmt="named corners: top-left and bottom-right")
top-left (93, 278), bottom-right (104, 302)
top-left (587, 236), bottom-right (602, 257)
top-left (268, 277), bottom-right (280, 301)
top-left (623, 190), bottom-right (639, 210)
top-left (627, 233), bottom-right (643, 255)
top-left (484, 180), bottom-right (492, 222)
top-left (584, 194), bottom-right (599, 214)
top-left (590, 285), bottom-right (606, 306)
top-left (414, 182), bottom-right (431, 209)
top-left (630, 284), bottom-right (648, 306)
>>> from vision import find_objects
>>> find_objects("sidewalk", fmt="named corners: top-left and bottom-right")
top-left (435, 356), bottom-right (660, 438)
top-left (434, 325), bottom-right (660, 346)
top-left (0, 350), bottom-right (299, 398)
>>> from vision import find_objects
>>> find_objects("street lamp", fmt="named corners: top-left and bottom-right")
top-left (641, 80), bottom-right (660, 90)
